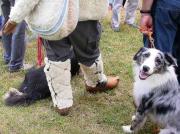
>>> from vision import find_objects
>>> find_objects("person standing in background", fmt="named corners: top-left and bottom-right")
top-left (0, 0), bottom-right (3, 37)
top-left (1, 0), bottom-right (26, 72)
top-left (111, 0), bottom-right (139, 32)
top-left (140, 0), bottom-right (180, 83)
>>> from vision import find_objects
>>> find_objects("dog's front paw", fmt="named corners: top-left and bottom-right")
top-left (132, 115), bottom-right (136, 121)
top-left (122, 125), bottom-right (134, 133)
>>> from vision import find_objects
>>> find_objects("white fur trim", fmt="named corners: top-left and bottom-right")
top-left (9, 0), bottom-right (79, 40)
top-left (44, 58), bottom-right (73, 109)
top-left (79, 55), bottom-right (107, 87)
top-left (9, 0), bottom-right (107, 40)
top-left (26, 0), bottom-right (79, 40)
top-left (122, 125), bottom-right (133, 133)
top-left (9, 0), bottom-right (40, 23)
top-left (3, 92), bottom-right (10, 100)
top-left (3, 88), bottom-right (21, 100)
top-left (79, 0), bottom-right (108, 21)
top-left (131, 115), bottom-right (136, 121)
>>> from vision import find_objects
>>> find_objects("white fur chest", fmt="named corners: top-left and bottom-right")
top-left (133, 80), bottom-right (152, 107)
top-left (133, 66), bottom-right (177, 107)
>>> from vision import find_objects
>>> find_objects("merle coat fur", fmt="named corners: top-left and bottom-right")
top-left (122, 47), bottom-right (180, 134)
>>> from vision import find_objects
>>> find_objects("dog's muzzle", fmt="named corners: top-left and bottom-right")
top-left (139, 70), bottom-right (150, 80)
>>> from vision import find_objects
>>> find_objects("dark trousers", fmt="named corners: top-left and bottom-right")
top-left (173, 28), bottom-right (180, 83)
top-left (43, 20), bottom-right (101, 66)
top-left (1, 0), bottom-right (26, 69)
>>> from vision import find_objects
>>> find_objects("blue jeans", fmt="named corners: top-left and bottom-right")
top-left (0, 16), bottom-right (3, 30)
top-left (2, 22), bottom-right (26, 69)
top-left (144, 0), bottom-right (180, 82)
top-left (144, 0), bottom-right (180, 52)
top-left (1, 0), bottom-right (26, 70)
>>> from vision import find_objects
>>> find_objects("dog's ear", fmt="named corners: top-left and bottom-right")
top-left (133, 47), bottom-right (148, 61)
top-left (164, 53), bottom-right (177, 67)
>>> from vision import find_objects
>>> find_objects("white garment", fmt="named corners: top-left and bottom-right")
top-left (79, 0), bottom-right (108, 21)
top-left (9, 0), bottom-right (108, 40)
top-left (10, 0), bottom-right (79, 40)
top-left (80, 55), bottom-right (107, 87)
top-left (44, 54), bottom-right (107, 109)
top-left (44, 58), bottom-right (73, 109)
top-left (111, 0), bottom-right (139, 28)
top-left (124, 0), bottom-right (139, 24)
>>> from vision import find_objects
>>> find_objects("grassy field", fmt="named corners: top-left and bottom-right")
top-left (0, 14), bottom-right (155, 134)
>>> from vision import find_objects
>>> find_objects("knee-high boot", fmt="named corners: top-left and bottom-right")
top-left (44, 58), bottom-right (73, 115)
top-left (79, 55), bottom-right (119, 93)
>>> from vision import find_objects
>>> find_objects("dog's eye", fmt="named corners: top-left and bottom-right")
top-left (155, 57), bottom-right (161, 64)
top-left (143, 53), bottom-right (150, 58)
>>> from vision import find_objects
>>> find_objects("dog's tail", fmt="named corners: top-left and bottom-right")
top-left (3, 88), bottom-right (30, 106)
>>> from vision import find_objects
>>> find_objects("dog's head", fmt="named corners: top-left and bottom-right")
top-left (133, 47), bottom-right (177, 80)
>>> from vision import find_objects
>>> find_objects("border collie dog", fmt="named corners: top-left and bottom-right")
top-left (3, 57), bottom-right (80, 106)
top-left (122, 47), bottom-right (180, 134)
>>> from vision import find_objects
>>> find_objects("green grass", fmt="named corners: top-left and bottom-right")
top-left (0, 15), bottom-right (155, 134)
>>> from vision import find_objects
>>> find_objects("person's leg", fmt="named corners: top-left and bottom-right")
top-left (0, 16), bottom-right (2, 30)
top-left (144, 0), bottom-right (180, 84)
top-left (5, 0), bottom-right (26, 71)
top-left (1, 0), bottom-right (12, 64)
top-left (43, 38), bottom-right (73, 116)
top-left (0, 16), bottom-right (2, 37)
top-left (144, 1), bottom-right (177, 53)
top-left (9, 21), bottom-right (26, 71)
top-left (124, 0), bottom-right (139, 25)
top-left (173, 28), bottom-right (180, 84)
top-left (2, 33), bottom-right (12, 64)
top-left (70, 20), bottom-right (119, 93)
top-left (174, 3), bottom-right (180, 84)
top-left (122, 0), bottom-right (126, 7)
top-left (111, 0), bottom-right (123, 31)
top-left (172, 8), bottom-right (180, 83)
top-left (1, 0), bottom-right (10, 18)
top-left (153, 2), bottom-right (178, 53)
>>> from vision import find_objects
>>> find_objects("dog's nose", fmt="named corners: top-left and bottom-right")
top-left (143, 66), bottom-right (150, 72)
